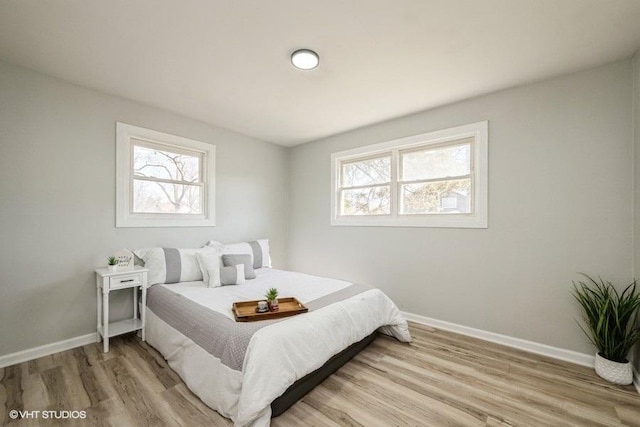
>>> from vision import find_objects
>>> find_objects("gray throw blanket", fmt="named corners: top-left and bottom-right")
top-left (146, 283), bottom-right (371, 371)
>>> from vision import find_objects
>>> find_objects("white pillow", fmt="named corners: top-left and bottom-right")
top-left (204, 267), bottom-right (221, 287)
top-left (196, 247), bottom-right (222, 288)
top-left (206, 239), bottom-right (271, 269)
top-left (134, 248), bottom-right (203, 285)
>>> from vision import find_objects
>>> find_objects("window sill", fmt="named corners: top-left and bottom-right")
top-left (330, 214), bottom-right (487, 229)
top-left (116, 215), bottom-right (215, 228)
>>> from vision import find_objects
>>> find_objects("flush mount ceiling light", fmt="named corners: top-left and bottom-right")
top-left (291, 49), bottom-right (319, 70)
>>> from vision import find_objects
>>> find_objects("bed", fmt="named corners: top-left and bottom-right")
top-left (139, 246), bottom-right (411, 427)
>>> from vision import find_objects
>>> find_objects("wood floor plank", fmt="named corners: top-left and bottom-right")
top-left (4, 365), bottom-right (24, 414)
top-left (169, 383), bottom-right (232, 426)
top-left (102, 357), bottom-right (177, 427)
top-left (376, 354), bottom-right (545, 426)
top-left (19, 372), bottom-right (48, 412)
top-left (616, 404), bottom-right (640, 427)
top-left (374, 344), bottom-right (618, 426)
top-left (272, 400), bottom-right (341, 427)
top-left (39, 366), bottom-right (67, 410)
top-left (1, 323), bottom-right (639, 426)
top-left (160, 384), bottom-right (231, 427)
top-left (123, 338), bottom-right (181, 389)
top-left (115, 336), bottom-right (180, 392)
top-left (340, 358), bottom-right (488, 425)
top-left (298, 390), bottom-right (366, 426)
top-left (30, 355), bottom-right (57, 376)
top-left (333, 366), bottom-right (485, 427)
top-left (0, 367), bottom-right (7, 426)
top-left (78, 397), bottom-right (129, 427)
top-left (71, 348), bottom-right (109, 408)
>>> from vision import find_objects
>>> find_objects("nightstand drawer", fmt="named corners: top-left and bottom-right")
top-left (109, 274), bottom-right (142, 290)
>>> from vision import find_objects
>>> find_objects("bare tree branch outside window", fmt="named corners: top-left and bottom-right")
top-left (132, 143), bottom-right (203, 214)
top-left (340, 156), bottom-right (391, 215)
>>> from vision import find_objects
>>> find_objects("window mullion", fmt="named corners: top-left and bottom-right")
top-left (132, 176), bottom-right (204, 187)
top-left (201, 152), bottom-right (207, 216)
top-left (339, 182), bottom-right (392, 191)
top-left (399, 174), bottom-right (472, 186)
top-left (390, 150), bottom-right (398, 217)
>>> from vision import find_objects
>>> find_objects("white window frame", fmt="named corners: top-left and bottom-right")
top-left (116, 122), bottom-right (216, 227)
top-left (330, 121), bottom-right (488, 228)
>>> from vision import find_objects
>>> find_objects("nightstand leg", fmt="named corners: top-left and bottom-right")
top-left (133, 286), bottom-right (138, 320)
top-left (96, 283), bottom-right (102, 343)
top-left (141, 286), bottom-right (147, 341)
top-left (103, 292), bottom-right (109, 353)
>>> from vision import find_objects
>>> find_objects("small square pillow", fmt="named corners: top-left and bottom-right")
top-left (195, 247), bottom-right (222, 288)
top-left (219, 265), bottom-right (246, 286)
top-left (221, 254), bottom-right (256, 279)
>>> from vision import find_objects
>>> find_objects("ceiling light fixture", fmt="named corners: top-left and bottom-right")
top-left (291, 49), bottom-right (319, 70)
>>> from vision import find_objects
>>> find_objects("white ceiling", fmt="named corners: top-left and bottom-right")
top-left (1, 1), bottom-right (640, 146)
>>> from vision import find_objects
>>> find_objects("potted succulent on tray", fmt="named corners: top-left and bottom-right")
top-left (107, 256), bottom-right (118, 272)
top-left (572, 274), bottom-right (640, 385)
top-left (265, 288), bottom-right (279, 312)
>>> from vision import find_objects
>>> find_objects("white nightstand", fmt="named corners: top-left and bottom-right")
top-left (95, 265), bottom-right (149, 353)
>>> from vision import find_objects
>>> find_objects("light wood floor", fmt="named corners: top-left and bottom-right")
top-left (1, 322), bottom-right (639, 426)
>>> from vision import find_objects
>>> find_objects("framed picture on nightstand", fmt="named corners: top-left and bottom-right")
top-left (114, 248), bottom-right (134, 271)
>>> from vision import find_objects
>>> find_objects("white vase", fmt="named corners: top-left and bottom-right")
top-left (108, 265), bottom-right (117, 272)
top-left (594, 352), bottom-right (633, 385)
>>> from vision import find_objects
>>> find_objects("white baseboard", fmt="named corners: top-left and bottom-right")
top-left (0, 333), bottom-right (98, 369)
top-left (402, 311), bottom-right (596, 368)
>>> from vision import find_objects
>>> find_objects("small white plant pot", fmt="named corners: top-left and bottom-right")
top-left (594, 353), bottom-right (633, 385)
top-left (108, 265), bottom-right (118, 272)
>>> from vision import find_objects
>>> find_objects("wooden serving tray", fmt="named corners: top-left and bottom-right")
top-left (233, 297), bottom-right (308, 322)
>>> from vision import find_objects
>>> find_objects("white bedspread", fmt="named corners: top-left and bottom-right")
top-left (145, 268), bottom-right (411, 426)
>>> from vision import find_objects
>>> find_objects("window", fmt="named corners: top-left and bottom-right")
top-left (331, 121), bottom-right (488, 228)
top-left (339, 155), bottom-right (391, 216)
top-left (399, 140), bottom-right (472, 215)
top-left (116, 123), bottom-right (215, 227)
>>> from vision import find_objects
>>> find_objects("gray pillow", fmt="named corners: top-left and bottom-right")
top-left (220, 265), bottom-right (246, 286)
top-left (222, 254), bottom-right (256, 279)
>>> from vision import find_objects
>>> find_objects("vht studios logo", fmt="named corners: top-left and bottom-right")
top-left (9, 410), bottom-right (87, 419)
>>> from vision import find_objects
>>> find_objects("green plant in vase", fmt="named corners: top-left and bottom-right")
top-left (265, 288), bottom-right (279, 311)
top-left (572, 273), bottom-right (640, 385)
top-left (107, 256), bottom-right (118, 272)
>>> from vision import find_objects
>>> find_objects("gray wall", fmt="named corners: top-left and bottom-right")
top-left (0, 61), bottom-right (289, 356)
top-left (633, 50), bottom-right (640, 373)
top-left (288, 60), bottom-right (633, 355)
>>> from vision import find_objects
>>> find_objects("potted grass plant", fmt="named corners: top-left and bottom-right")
top-left (107, 256), bottom-right (118, 272)
top-left (572, 273), bottom-right (640, 385)
top-left (265, 288), bottom-right (279, 311)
